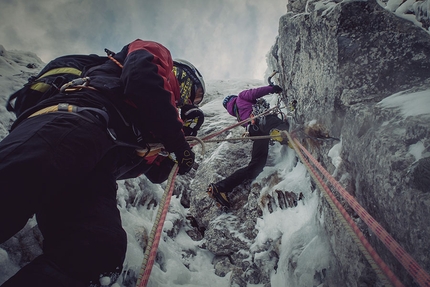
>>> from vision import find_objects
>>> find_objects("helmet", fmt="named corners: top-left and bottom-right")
top-left (223, 95), bottom-right (237, 109)
top-left (173, 59), bottom-right (205, 106)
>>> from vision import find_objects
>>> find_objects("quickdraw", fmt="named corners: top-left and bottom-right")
top-left (59, 76), bottom-right (98, 93)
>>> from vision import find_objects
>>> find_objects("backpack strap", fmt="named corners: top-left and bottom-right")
top-left (6, 67), bottom-right (84, 113)
top-left (29, 67), bottom-right (82, 93)
top-left (233, 103), bottom-right (241, 122)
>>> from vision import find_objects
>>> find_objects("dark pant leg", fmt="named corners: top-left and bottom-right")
top-left (216, 114), bottom-right (288, 193)
top-left (259, 114), bottom-right (289, 134)
top-left (1, 255), bottom-right (86, 287)
top-left (39, 165), bottom-right (127, 285)
top-left (217, 134), bottom-right (270, 193)
top-left (0, 113), bottom-right (113, 244)
top-left (2, 159), bottom-right (127, 286)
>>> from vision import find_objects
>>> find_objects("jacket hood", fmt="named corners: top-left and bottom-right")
top-left (225, 96), bottom-right (238, 117)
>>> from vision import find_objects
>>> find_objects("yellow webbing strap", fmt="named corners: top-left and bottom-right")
top-left (30, 67), bottom-right (83, 92)
top-left (28, 104), bottom-right (75, 118)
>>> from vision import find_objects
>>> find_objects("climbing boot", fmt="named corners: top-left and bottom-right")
top-left (270, 129), bottom-right (289, 145)
top-left (207, 183), bottom-right (231, 211)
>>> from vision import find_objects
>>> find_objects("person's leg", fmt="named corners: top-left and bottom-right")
top-left (259, 115), bottom-right (290, 145)
top-left (38, 166), bottom-right (127, 285)
top-left (216, 129), bottom-right (270, 192)
top-left (3, 161), bottom-right (127, 287)
top-left (0, 113), bottom-right (113, 244)
top-left (1, 255), bottom-right (86, 287)
top-left (260, 115), bottom-right (289, 134)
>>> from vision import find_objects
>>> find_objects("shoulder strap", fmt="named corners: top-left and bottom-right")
top-left (233, 103), bottom-right (241, 122)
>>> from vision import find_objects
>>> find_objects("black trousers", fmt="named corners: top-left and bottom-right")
top-left (216, 115), bottom-right (289, 193)
top-left (0, 113), bottom-right (127, 286)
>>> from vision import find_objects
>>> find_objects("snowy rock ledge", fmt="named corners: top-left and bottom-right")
top-left (268, 0), bottom-right (430, 286)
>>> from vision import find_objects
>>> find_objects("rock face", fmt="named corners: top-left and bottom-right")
top-left (189, 1), bottom-right (430, 286)
top-left (267, 1), bottom-right (430, 286)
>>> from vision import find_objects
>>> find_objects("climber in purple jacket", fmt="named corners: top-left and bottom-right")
top-left (207, 84), bottom-right (289, 209)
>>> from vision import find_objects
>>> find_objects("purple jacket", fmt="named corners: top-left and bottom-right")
top-left (226, 85), bottom-right (275, 124)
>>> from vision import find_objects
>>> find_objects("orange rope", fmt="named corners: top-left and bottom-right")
top-left (107, 55), bottom-right (124, 69)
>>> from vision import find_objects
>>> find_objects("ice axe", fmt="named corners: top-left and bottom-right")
top-left (268, 70), bottom-right (278, 86)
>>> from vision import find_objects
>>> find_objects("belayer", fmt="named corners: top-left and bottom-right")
top-left (0, 39), bottom-right (205, 286)
top-left (207, 84), bottom-right (289, 210)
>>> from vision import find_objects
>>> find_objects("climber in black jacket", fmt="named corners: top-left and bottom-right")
top-left (0, 39), bottom-right (205, 287)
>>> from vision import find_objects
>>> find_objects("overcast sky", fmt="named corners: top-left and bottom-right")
top-left (0, 0), bottom-right (287, 81)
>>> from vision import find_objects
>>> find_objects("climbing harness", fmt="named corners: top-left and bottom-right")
top-left (202, 105), bottom-right (283, 141)
top-left (29, 67), bottom-right (82, 93)
top-left (286, 131), bottom-right (430, 287)
top-left (28, 103), bottom-right (109, 125)
top-left (59, 76), bottom-right (97, 93)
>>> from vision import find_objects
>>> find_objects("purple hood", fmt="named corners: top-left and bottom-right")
top-left (225, 85), bottom-right (275, 123)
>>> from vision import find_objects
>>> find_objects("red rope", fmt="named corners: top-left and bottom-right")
top-left (292, 136), bottom-right (430, 287)
top-left (136, 164), bottom-right (179, 287)
top-left (199, 106), bottom-right (280, 142)
top-left (290, 137), bottom-right (403, 286)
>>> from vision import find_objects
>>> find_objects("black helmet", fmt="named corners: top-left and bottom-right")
top-left (173, 59), bottom-right (205, 106)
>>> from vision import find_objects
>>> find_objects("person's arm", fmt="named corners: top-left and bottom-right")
top-left (121, 40), bottom-right (194, 174)
top-left (237, 85), bottom-right (276, 103)
top-left (120, 39), bottom-right (185, 152)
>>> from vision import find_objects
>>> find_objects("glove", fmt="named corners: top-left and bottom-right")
top-left (174, 142), bottom-right (195, 175)
top-left (271, 85), bottom-right (283, 93)
top-left (181, 105), bottom-right (205, 136)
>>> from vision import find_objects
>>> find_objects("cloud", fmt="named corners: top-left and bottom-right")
top-left (0, 0), bottom-right (287, 80)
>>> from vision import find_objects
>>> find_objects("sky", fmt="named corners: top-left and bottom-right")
top-left (1, 39), bottom-right (430, 286)
top-left (0, 0), bottom-right (287, 81)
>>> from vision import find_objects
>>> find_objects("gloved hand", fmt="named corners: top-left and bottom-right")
top-left (174, 142), bottom-right (195, 175)
top-left (271, 85), bottom-right (283, 93)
